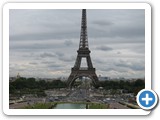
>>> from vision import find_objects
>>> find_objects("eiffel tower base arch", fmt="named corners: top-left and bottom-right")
top-left (67, 68), bottom-right (99, 88)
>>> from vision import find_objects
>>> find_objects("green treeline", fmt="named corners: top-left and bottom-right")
top-left (9, 77), bottom-right (67, 97)
top-left (99, 79), bottom-right (145, 95)
top-left (9, 77), bottom-right (144, 96)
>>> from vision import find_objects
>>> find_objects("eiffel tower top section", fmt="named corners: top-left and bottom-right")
top-left (79, 9), bottom-right (89, 49)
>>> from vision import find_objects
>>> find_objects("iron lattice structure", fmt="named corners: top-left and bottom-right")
top-left (67, 9), bottom-right (99, 88)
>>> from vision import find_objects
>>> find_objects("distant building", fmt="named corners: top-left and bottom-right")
top-left (16, 73), bottom-right (21, 79)
top-left (118, 77), bottom-right (125, 80)
top-left (98, 75), bottom-right (110, 81)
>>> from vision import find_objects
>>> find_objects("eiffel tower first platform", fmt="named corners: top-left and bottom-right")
top-left (67, 9), bottom-right (99, 88)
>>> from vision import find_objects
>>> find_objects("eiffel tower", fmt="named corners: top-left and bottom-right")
top-left (67, 9), bottom-right (99, 88)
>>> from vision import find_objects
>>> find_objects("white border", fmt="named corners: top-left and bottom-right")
top-left (3, 3), bottom-right (151, 115)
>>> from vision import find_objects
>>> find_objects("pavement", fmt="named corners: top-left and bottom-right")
top-left (9, 102), bottom-right (28, 109)
top-left (109, 102), bottom-right (129, 109)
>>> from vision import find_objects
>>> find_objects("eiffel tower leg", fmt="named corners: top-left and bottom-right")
top-left (87, 56), bottom-right (93, 68)
top-left (67, 70), bottom-right (78, 88)
top-left (91, 73), bottom-right (100, 88)
top-left (74, 56), bottom-right (81, 68)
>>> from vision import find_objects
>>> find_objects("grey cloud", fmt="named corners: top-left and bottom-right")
top-left (10, 9), bottom-right (80, 41)
top-left (55, 52), bottom-right (75, 62)
top-left (64, 40), bottom-right (74, 46)
top-left (100, 67), bottom-right (116, 72)
top-left (10, 9), bottom-right (144, 43)
top-left (9, 63), bottom-right (26, 75)
top-left (92, 20), bottom-right (113, 26)
top-left (29, 62), bottom-right (38, 65)
top-left (59, 56), bottom-right (75, 62)
top-left (115, 60), bottom-right (144, 71)
top-left (100, 67), bottom-right (128, 73)
top-left (117, 51), bottom-right (121, 54)
top-left (113, 26), bottom-right (144, 38)
top-left (96, 45), bottom-right (113, 51)
top-left (10, 31), bottom-right (79, 41)
top-left (89, 25), bottom-right (144, 40)
top-left (10, 42), bottom-right (54, 50)
top-left (48, 64), bottom-right (61, 68)
top-left (41, 61), bottom-right (55, 64)
top-left (40, 52), bottom-right (55, 58)
top-left (130, 65), bottom-right (144, 71)
top-left (55, 52), bottom-right (64, 57)
top-left (129, 44), bottom-right (145, 54)
top-left (93, 58), bottom-right (105, 64)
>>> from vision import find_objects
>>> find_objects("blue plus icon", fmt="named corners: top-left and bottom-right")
top-left (137, 89), bottom-right (158, 110)
top-left (142, 93), bottom-right (153, 105)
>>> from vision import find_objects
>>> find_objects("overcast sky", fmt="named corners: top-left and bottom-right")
top-left (9, 9), bottom-right (145, 79)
